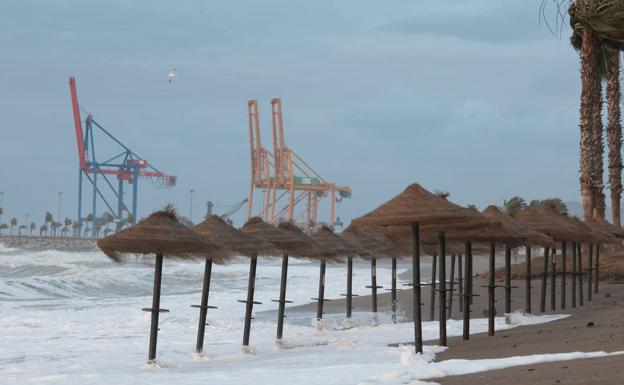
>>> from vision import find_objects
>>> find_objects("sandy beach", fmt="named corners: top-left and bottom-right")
top-left (287, 253), bottom-right (624, 384)
top-left (435, 279), bottom-right (624, 384)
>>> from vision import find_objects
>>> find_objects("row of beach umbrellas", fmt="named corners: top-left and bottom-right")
top-left (96, 183), bottom-right (624, 362)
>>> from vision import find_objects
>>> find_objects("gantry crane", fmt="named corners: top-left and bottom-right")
top-left (70, 77), bottom-right (177, 237)
top-left (247, 98), bottom-right (351, 228)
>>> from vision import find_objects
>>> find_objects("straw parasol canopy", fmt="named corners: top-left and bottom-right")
top-left (276, 221), bottom-right (332, 259)
top-left (240, 217), bottom-right (323, 258)
top-left (310, 225), bottom-right (366, 258)
top-left (584, 217), bottom-right (624, 239)
top-left (97, 206), bottom-right (228, 263)
top-left (571, 217), bottom-right (616, 244)
top-left (341, 224), bottom-right (395, 259)
top-left (447, 205), bottom-right (556, 248)
top-left (514, 207), bottom-right (586, 242)
top-left (539, 207), bottom-right (600, 244)
top-left (381, 225), bottom-right (465, 256)
top-left (353, 183), bottom-right (495, 229)
top-left (193, 215), bottom-right (272, 257)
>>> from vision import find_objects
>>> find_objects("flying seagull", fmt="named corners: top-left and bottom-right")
top-left (168, 68), bottom-right (176, 83)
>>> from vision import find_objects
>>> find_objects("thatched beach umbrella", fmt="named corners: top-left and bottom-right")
top-left (191, 215), bottom-right (271, 353)
top-left (583, 217), bottom-right (624, 294)
top-left (97, 206), bottom-right (226, 363)
top-left (353, 183), bottom-right (494, 352)
top-left (342, 225), bottom-right (397, 322)
top-left (480, 206), bottom-right (555, 317)
top-left (275, 222), bottom-right (331, 330)
top-left (445, 208), bottom-right (525, 338)
top-left (241, 217), bottom-right (323, 343)
top-left (312, 225), bottom-right (367, 326)
top-left (540, 208), bottom-right (604, 306)
top-left (383, 225), bottom-right (464, 322)
top-left (565, 215), bottom-right (615, 302)
top-left (516, 207), bottom-right (586, 312)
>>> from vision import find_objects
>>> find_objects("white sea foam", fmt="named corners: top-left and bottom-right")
top-left (0, 248), bottom-right (590, 385)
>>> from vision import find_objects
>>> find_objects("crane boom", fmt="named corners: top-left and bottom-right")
top-left (70, 76), bottom-right (177, 237)
top-left (69, 77), bottom-right (87, 170)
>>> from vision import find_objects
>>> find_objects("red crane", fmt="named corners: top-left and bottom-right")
top-left (70, 77), bottom-right (176, 237)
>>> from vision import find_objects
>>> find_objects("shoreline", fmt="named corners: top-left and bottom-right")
top-left (280, 257), bottom-right (624, 384)
top-left (0, 235), bottom-right (98, 252)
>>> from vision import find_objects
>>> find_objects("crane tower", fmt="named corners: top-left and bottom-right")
top-left (247, 98), bottom-right (351, 228)
top-left (69, 77), bottom-right (177, 237)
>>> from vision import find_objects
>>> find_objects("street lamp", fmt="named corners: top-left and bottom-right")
top-left (0, 192), bottom-right (4, 223)
top-left (189, 189), bottom-right (195, 223)
top-left (58, 192), bottom-right (63, 224)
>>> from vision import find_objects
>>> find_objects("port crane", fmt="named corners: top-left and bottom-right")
top-left (247, 98), bottom-right (351, 228)
top-left (206, 199), bottom-right (248, 225)
top-left (70, 77), bottom-right (177, 237)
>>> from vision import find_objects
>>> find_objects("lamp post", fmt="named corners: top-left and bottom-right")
top-left (189, 189), bottom-right (195, 224)
top-left (0, 192), bottom-right (4, 223)
top-left (57, 192), bottom-right (63, 224)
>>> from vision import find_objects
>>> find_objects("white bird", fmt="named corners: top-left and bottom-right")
top-left (168, 68), bottom-right (176, 83)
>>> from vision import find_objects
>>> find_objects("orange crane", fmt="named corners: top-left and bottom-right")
top-left (247, 98), bottom-right (351, 228)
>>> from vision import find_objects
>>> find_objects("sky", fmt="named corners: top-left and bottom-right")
top-left (0, 0), bottom-right (583, 227)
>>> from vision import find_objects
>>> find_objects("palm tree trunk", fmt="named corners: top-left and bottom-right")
top-left (580, 29), bottom-right (600, 220)
top-left (592, 79), bottom-right (606, 219)
top-left (607, 49), bottom-right (622, 227)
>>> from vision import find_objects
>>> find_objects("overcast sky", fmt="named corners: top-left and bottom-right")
top-left (0, 0), bottom-right (581, 227)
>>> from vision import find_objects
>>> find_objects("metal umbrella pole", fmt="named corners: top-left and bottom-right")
top-left (571, 243), bottom-right (577, 308)
top-left (525, 245), bottom-right (532, 313)
top-left (241, 255), bottom-right (260, 348)
top-left (274, 254), bottom-right (293, 340)
top-left (193, 258), bottom-right (217, 353)
top-left (430, 254), bottom-right (437, 321)
top-left (411, 223), bottom-right (423, 353)
top-left (462, 241), bottom-right (473, 340)
top-left (145, 253), bottom-right (169, 363)
top-left (578, 244), bottom-right (584, 306)
top-left (561, 241), bottom-right (567, 310)
top-left (438, 231), bottom-right (447, 346)
top-left (448, 254), bottom-right (456, 319)
top-left (539, 247), bottom-right (550, 313)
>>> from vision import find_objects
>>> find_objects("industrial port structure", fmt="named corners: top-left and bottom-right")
top-left (68, 77), bottom-right (348, 235)
top-left (69, 77), bottom-right (177, 236)
top-left (247, 98), bottom-right (351, 228)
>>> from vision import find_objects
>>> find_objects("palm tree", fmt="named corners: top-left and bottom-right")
top-left (9, 218), bottom-right (17, 235)
top-left (101, 212), bottom-right (114, 234)
top-left (51, 221), bottom-right (60, 237)
top-left (578, 28), bottom-right (601, 220)
top-left (503, 196), bottom-right (527, 216)
top-left (606, 48), bottom-right (622, 226)
top-left (529, 198), bottom-right (568, 214)
top-left (45, 212), bottom-right (53, 225)
top-left (30, 222), bottom-right (36, 236)
top-left (63, 218), bottom-right (72, 237)
top-left (567, 1), bottom-right (624, 220)
top-left (72, 222), bottom-right (80, 237)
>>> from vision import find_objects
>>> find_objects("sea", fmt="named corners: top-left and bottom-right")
top-left (0, 244), bottom-right (564, 385)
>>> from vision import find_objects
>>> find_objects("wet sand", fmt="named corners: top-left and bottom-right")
top-left (435, 280), bottom-right (624, 384)
top-left (287, 254), bottom-right (624, 384)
